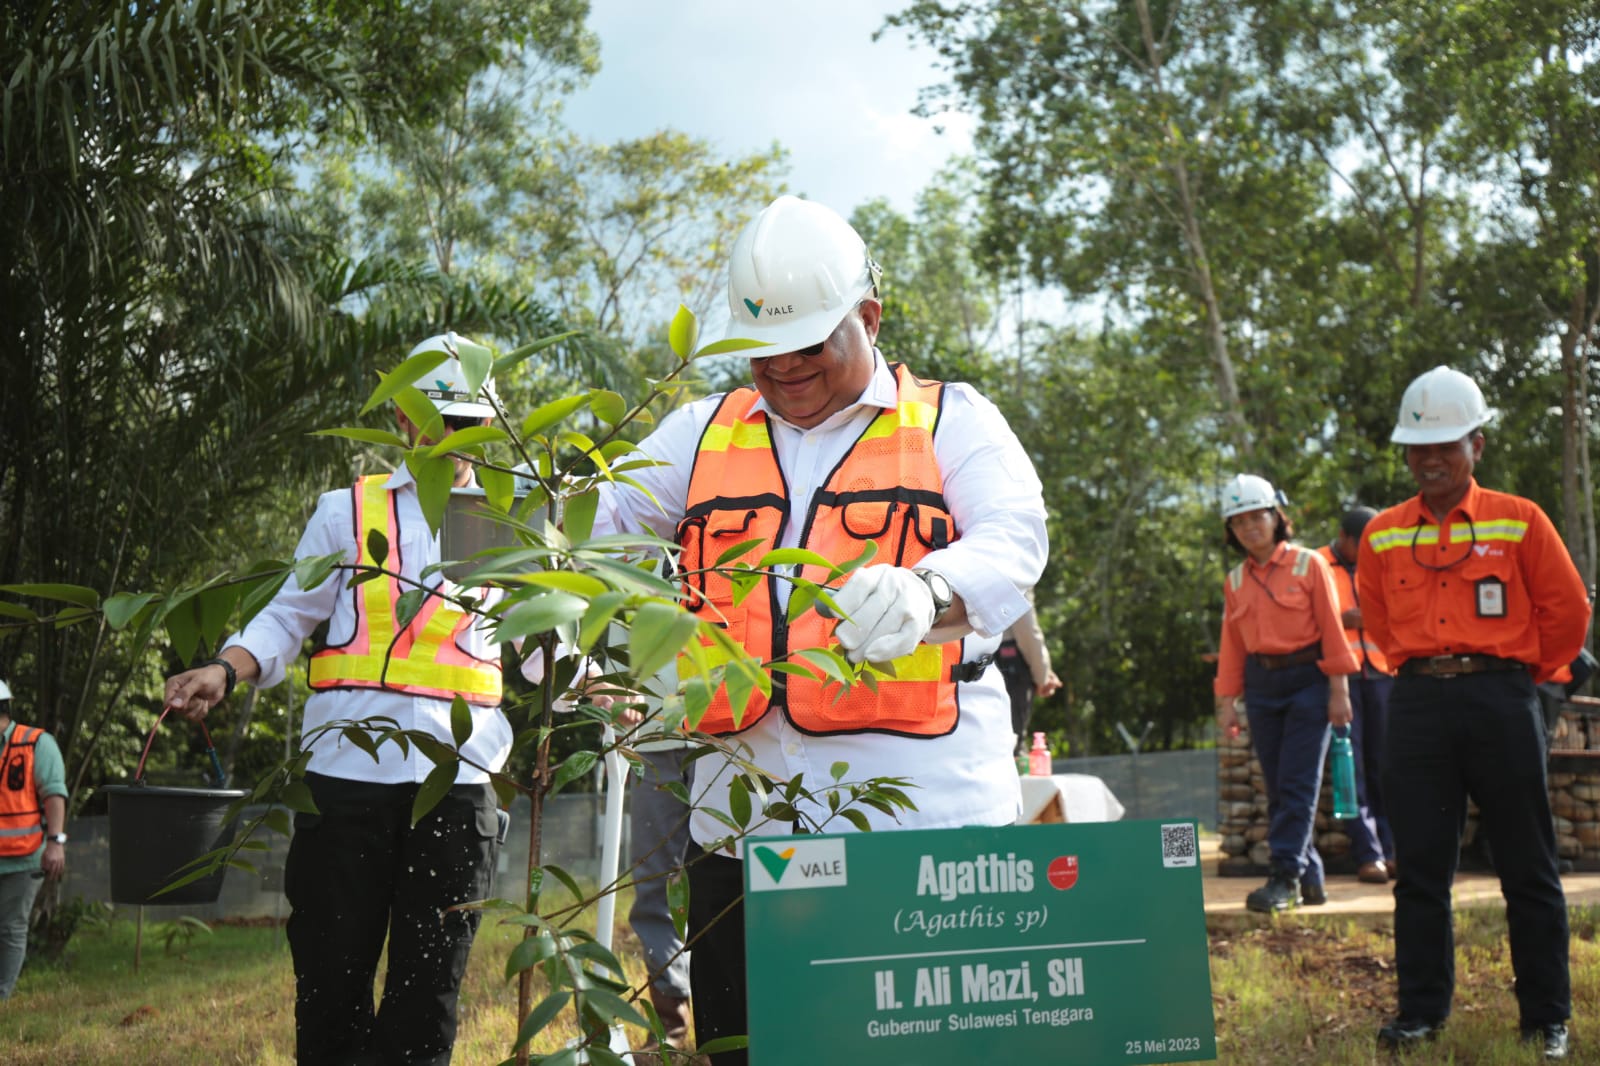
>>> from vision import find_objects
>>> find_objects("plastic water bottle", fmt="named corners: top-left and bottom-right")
top-left (1028, 732), bottom-right (1052, 776)
top-left (1330, 727), bottom-right (1358, 819)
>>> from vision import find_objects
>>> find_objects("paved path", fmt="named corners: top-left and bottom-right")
top-left (1200, 836), bottom-right (1600, 918)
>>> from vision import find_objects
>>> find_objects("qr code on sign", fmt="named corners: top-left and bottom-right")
top-left (1160, 822), bottom-right (1197, 868)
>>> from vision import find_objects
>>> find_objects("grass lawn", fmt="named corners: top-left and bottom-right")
top-left (3, 897), bottom-right (1597, 1064)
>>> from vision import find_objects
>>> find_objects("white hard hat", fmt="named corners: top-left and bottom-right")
top-left (1391, 366), bottom-right (1492, 445)
top-left (0, 679), bottom-right (10, 701)
top-left (724, 195), bottom-right (881, 355)
top-left (408, 332), bottom-right (498, 418)
top-left (1221, 474), bottom-right (1279, 520)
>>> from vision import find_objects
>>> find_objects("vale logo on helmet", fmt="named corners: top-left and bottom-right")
top-left (743, 297), bottom-right (794, 320)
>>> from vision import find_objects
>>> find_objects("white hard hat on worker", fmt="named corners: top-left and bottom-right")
top-left (726, 196), bottom-right (885, 429)
top-left (727, 195), bottom-right (883, 355)
top-left (407, 331), bottom-right (499, 418)
top-left (1389, 366), bottom-right (1492, 445)
top-left (1220, 474), bottom-right (1280, 520)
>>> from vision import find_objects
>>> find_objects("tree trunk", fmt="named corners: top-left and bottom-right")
top-left (1560, 285), bottom-right (1597, 595)
top-left (1134, 0), bottom-right (1251, 459)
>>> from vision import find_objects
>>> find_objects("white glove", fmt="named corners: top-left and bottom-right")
top-left (830, 566), bottom-right (937, 663)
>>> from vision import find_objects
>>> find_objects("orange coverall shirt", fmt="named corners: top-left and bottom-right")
top-left (1354, 479), bottom-right (1590, 683)
top-left (1215, 541), bottom-right (1360, 698)
top-left (1316, 543), bottom-right (1392, 675)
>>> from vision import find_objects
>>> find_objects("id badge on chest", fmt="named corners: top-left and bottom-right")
top-left (1476, 576), bottom-right (1506, 618)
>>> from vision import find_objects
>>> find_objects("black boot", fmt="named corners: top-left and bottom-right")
top-left (1245, 870), bottom-right (1299, 913)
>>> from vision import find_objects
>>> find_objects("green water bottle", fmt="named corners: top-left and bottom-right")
top-left (1330, 726), bottom-right (1359, 820)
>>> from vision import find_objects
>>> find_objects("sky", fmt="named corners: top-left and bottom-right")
top-left (560, 0), bottom-right (975, 219)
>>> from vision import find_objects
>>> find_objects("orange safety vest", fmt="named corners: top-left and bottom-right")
top-left (676, 364), bottom-right (965, 737)
top-left (0, 724), bottom-right (44, 857)
top-left (308, 475), bottom-right (503, 705)
top-left (1315, 544), bottom-right (1392, 675)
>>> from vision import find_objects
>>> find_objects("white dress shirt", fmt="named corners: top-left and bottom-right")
top-left (594, 352), bottom-right (1048, 853)
top-left (225, 466), bottom-right (513, 785)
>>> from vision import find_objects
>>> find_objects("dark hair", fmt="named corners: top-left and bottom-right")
top-left (1339, 506), bottom-right (1379, 539)
top-left (1224, 508), bottom-right (1293, 554)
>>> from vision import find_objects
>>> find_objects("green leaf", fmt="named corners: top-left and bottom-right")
top-left (454, 335), bottom-right (495, 401)
top-left (756, 548), bottom-right (836, 570)
top-left (480, 465), bottom-right (515, 512)
top-left (563, 489), bottom-right (598, 543)
top-left (238, 565), bottom-right (291, 626)
top-left (311, 427), bottom-right (409, 447)
top-left (728, 774), bottom-right (752, 828)
top-left (412, 758), bottom-right (459, 826)
top-left (714, 538), bottom-right (765, 567)
top-left (427, 425), bottom-right (507, 458)
top-left (361, 351), bottom-right (447, 415)
top-left (261, 808), bottom-right (291, 836)
top-left (280, 779), bottom-right (319, 815)
top-left (366, 529), bottom-right (390, 566)
top-left (549, 750), bottom-right (598, 797)
top-left (0, 583), bottom-right (98, 608)
top-left (394, 385), bottom-right (444, 441)
top-left (103, 592), bottom-right (158, 631)
top-left (504, 931), bottom-right (560, 979)
top-left (163, 595), bottom-right (201, 665)
top-left (839, 809), bottom-right (872, 832)
top-left (830, 761), bottom-right (850, 782)
top-left (838, 539), bottom-right (878, 574)
top-left (494, 330), bottom-right (584, 376)
top-left (793, 647), bottom-right (852, 686)
top-left (407, 453), bottom-right (456, 533)
top-left (668, 305), bottom-right (700, 359)
top-left (197, 584), bottom-right (240, 651)
top-left (514, 990), bottom-right (572, 1049)
top-left (628, 603), bottom-right (700, 680)
top-left (519, 571), bottom-right (609, 598)
top-left (395, 588), bottom-right (427, 631)
top-left (294, 552), bottom-right (344, 592)
top-left (450, 696), bottom-right (473, 747)
top-left (495, 592), bottom-right (589, 645)
top-left (521, 395), bottom-right (590, 438)
top-left (577, 592), bottom-right (628, 654)
top-left (588, 389), bottom-right (627, 426)
top-left (0, 602), bottom-right (38, 622)
top-left (695, 336), bottom-right (773, 357)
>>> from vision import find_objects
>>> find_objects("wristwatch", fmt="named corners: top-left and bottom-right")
top-left (46, 833), bottom-right (67, 845)
top-left (913, 569), bottom-right (954, 624)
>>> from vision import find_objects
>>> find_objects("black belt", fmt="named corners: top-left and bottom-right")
top-left (1250, 645), bottom-right (1321, 671)
top-left (951, 655), bottom-right (993, 683)
top-left (1398, 654), bottom-right (1528, 678)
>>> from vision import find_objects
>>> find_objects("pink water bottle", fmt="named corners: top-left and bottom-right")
top-left (1028, 732), bottom-right (1052, 776)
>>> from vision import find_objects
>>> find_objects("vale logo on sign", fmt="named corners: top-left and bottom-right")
top-left (749, 837), bottom-right (849, 892)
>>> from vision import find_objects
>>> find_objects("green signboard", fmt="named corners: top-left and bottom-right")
top-left (744, 819), bottom-right (1216, 1065)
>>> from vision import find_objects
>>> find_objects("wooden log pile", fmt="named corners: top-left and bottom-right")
top-left (1216, 706), bottom-right (1600, 875)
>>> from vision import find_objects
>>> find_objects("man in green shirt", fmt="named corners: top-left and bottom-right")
top-left (0, 675), bottom-right (68, 999)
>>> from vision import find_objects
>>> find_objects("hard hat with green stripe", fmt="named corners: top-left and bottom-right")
top-left (724, 195), bottom-right (882, 356)
top-left (1220, 474), bottom-right (1279, 520)
top-left (1391, 366), bottom-right (1492, 445)
top-left (407, 332), bottom-right (498, 418)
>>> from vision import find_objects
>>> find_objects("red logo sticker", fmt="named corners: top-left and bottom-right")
top-left (1047, 855), bottom-right (1079, 891)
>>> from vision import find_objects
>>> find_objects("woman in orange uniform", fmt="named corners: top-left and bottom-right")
top-left (1214, 474), bottom-right (1357, 912)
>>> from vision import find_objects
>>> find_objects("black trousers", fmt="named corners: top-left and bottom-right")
top-left (1383, 670), bottom-right (1569, 1027)
top-left (686, 843), bottom-right (748, 1066)
top-left (285, 772), bottom-right (500, 1066)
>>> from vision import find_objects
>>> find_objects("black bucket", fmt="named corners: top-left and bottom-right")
top-left (103, 707), bottom-right (248, 905)
top-left (103, 781), bottom-right (247, 905)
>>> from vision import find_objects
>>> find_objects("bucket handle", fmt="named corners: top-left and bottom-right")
top-left (135, 707), bottom-right (228, 788)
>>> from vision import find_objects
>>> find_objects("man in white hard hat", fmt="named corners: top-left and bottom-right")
top-left (591, 195), bottom-right (1048, 1065)
top-left (0, 674), bottom-right (68, 999)
top-left (162, 332), bottom-right (520, 1066)
top-left (1358, 366), bottom-right (1589, 1059)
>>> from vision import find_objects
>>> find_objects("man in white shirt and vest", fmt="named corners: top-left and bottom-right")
top-left (163, 332), bottom-right (515, 1066)
top-left (593, 196), bottom-right (1049, 1065)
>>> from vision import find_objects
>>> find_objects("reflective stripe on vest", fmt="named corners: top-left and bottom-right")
top-left (0, 725), bottom-right (44, 857)
top-left (676, 364), bottom-right (963, 737)
top-left (308, 475), bottom-right (503, 705)
top-left (1369, 518), bottom-right (1530, 553)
